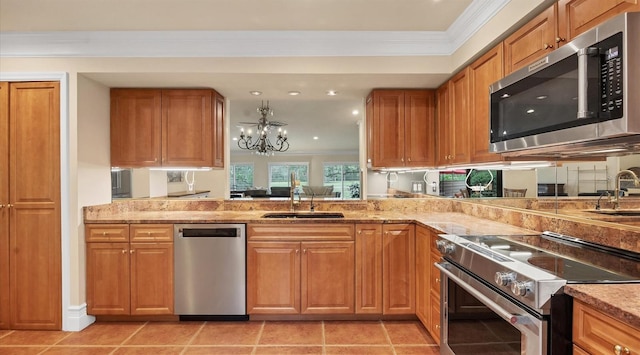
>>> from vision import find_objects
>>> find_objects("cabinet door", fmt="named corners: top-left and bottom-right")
top-left (415, 226), bottom-right (430, 327)
top-left (130, 243), bottom-right (174, 315)
top-left (355, 224), bottom-right (383, 314)
top-left (504, 4), bottom-right (557, 75)
top-left (366, 94), bottom-right (374, 166)
top-left (9, 82), bottom-right (61, 330)
top-left (469, 43), bottom-right (504, 163)
top-left (449, 69), bottom-right (471, 165)
top-left (405, 91), bottom-right (435, 167)
top-left (0, 82), bottom-right (8, 329)
top-left (212, 91), bottom-right (225, 168)
top-left (162, 89), bottom-right (213, 167)
top-left (86, 243), bottom-right (130, 315)
top-left (371, 90), bottom-right (405, 167)
top-left (247, 242), bottom-right (300, 314)
top-left (429, 232), bottom-right (442, 344)
top-left (558, 0), bottom-right (640, 43)
top-left (130, 224), bottom-right (173, 242)
top-left (301, 241), bottom-right (355, 314)
top-left (436, 83), bottom-right (451, 166)
top-left (383, 224), bottom-right (415, 315)
top-left (110, 89), bottom-right (162, 167)
top-left (573, 300), bottom-right (640, 355)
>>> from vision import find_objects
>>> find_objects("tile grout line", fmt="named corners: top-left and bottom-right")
top-left (179, 321), bottom-right (207, 355)
top-left (250, 320), bottom-right (265, 355)
top-left (380, 320), bottom-right (398, 355)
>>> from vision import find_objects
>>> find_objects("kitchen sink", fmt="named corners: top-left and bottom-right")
top-left (261, 212), bottom-right (345, 219)
top-left (588, 209), bottom-right (640, 216)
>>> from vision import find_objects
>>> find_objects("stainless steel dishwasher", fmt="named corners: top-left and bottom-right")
top-left (174, 223), bottom-right (247, 320)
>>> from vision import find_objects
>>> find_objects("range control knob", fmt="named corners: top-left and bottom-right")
top-left (494, 271), bottom-right (516, 286)
top-left (511, 280), bottom-right (534, 297)
top-left (435, 240), bottom-right (455, 255)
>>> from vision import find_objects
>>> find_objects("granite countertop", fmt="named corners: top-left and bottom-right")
top-left (564, 284), bottom-right (640, 329)
top-left (83, 210), bottom-right (534, 236)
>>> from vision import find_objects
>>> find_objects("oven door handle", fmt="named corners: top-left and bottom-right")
top-left (436, 263), bottom-right (536, 330)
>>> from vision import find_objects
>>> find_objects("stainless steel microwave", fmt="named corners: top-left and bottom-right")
top-left (489, 12), bottom-right (640, 157)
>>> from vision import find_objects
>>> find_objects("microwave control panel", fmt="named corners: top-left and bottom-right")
top-left (599, 32), bottom-right (623, 118)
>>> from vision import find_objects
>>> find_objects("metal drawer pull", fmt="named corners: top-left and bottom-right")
top-left (614, 345), bottom-right (630, 355)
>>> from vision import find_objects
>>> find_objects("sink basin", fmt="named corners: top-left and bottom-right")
top-left (261, 212), bottom-right (345, 219)
top-left (589, 209), bottom-right (640, 216)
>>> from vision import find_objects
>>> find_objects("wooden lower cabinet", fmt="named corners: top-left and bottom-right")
top-left (429, 231), bottom-right (443, 345)
top-left (383, 224), bottom-right (415, 315)
top-left (415, 225), bottom-right (430, 325)
top-left (247, 240), bottom-right (355, 315)
top-left (355, 224), bottom-right (383, 314)
top-left (85, 224), bottom-right (174, 316)
top-left (573, 299), bottom-right (640, 355)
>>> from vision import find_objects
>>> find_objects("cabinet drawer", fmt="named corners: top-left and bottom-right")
top-left (85, 224), bottom-right (130, 242)
top-left (248, 223), bottom-right (354, 241)
top-left (429, 294), bottom-right (441, 345)
top-left (573, 300), bottom-right (640, 355)
top-left (130, 224), bottom-right (173, 242)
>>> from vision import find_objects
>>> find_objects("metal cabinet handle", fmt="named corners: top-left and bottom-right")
top-left (121, 250), bottom-right (127, 254)
top-left (303, 249), bottom-right (307, 254)
top-left (0, 204), bottom-right (4, 208)
top-left (130, 249), bottom-right (135, 254)
top-left (296, 249), bottom-right (299, 254)
top-left (614, 345), bottom-right (630, 355)
top-left (543, 43), bottom-right (552, 49)
top-left (555, 37), bottom-right (565, 43)
top-left (358, 230), bottom-right (362, 234)
top-left (401, 158), bottom-right (404, 162)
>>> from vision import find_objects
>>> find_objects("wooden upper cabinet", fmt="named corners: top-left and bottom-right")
top-left (110, 89), bottom-right (162, 167)
top-left (504, 4), bottom-right (558, 75)
top-left (369, 90), bottom-right (405, 167)
top-left (367, 89), bottom-right (435, 168)
top-left (469, 43), bottom-right (504, 163)
top-left (162, 89), bottom-right (213, 167)
top-left (405, 91), bottom-right (436, 167)
top-left (558, 0), bottom-right (640, 43)
top-left (435, 83), bottom-right (451, 166)
top-left (448, 68), bottom-right (471, 165)
top-left (111, 88), bottom-right (225, 168)
top-left (212, 92), bottom-right (225, 168)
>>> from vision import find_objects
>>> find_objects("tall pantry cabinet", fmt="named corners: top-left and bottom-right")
top-left (0, 81), bottom-right (61, 330)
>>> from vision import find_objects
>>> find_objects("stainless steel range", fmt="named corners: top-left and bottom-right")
top-left (435, 231), bottom-right (640, 355)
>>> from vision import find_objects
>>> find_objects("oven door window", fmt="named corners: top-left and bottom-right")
top-left (446, 279), bottom-right (521, 354)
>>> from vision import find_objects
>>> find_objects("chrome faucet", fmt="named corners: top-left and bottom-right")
top-left (611, 169), bottom-right (640, 210)
top-left (290, 171), bottom-right (300, 212)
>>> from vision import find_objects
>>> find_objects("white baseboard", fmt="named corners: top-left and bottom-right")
top-left (65, 303), bottom-right (95, 331)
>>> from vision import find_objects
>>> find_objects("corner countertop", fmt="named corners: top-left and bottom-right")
top-left (564, 284), bottom-right (640, 329)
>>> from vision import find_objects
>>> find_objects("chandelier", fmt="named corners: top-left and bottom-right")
top-left (237, 101), bottom-right (290, 155)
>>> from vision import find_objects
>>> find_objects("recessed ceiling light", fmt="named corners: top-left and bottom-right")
top-left (313, 136), bottom-right (319, 140)
top-left (232, 137), bottom-right (238, 141)
top-left (526, 109), bottom-right (535, 114)
top-left (352, 110), bottom-right (359, 115)
top-left (288, 91), bottom-right (301, 96)
top-left (249, 91), bottom-right (262, 96)
top-left (326, 90), bottom-right (338, 96)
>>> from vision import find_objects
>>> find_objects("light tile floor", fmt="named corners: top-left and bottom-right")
top-left (0, 320), bottom-right (439, 355)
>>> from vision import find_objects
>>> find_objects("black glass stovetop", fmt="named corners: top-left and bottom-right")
top-left (457, 232), bottom-right (640, 283)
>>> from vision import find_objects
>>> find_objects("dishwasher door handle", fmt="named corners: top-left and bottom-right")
top-left (179, 228), bottom-right (241, 238)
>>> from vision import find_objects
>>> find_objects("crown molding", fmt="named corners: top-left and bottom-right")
top-left (0, 0), bottom-right (510, 58)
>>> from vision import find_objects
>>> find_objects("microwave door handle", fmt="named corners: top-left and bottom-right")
top-left (577, 47), bottom-right (599, 119)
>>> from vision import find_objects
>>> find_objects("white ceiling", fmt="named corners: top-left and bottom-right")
top-left (0, 0), bottom-right (550, 154)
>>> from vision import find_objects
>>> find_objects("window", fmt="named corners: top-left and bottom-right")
top-left (323, 163), bottom-right (360, 199)
top-left (230, 163), bottom-right (254, 191)
top-left (269, 163), bottom-right (309, 189)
